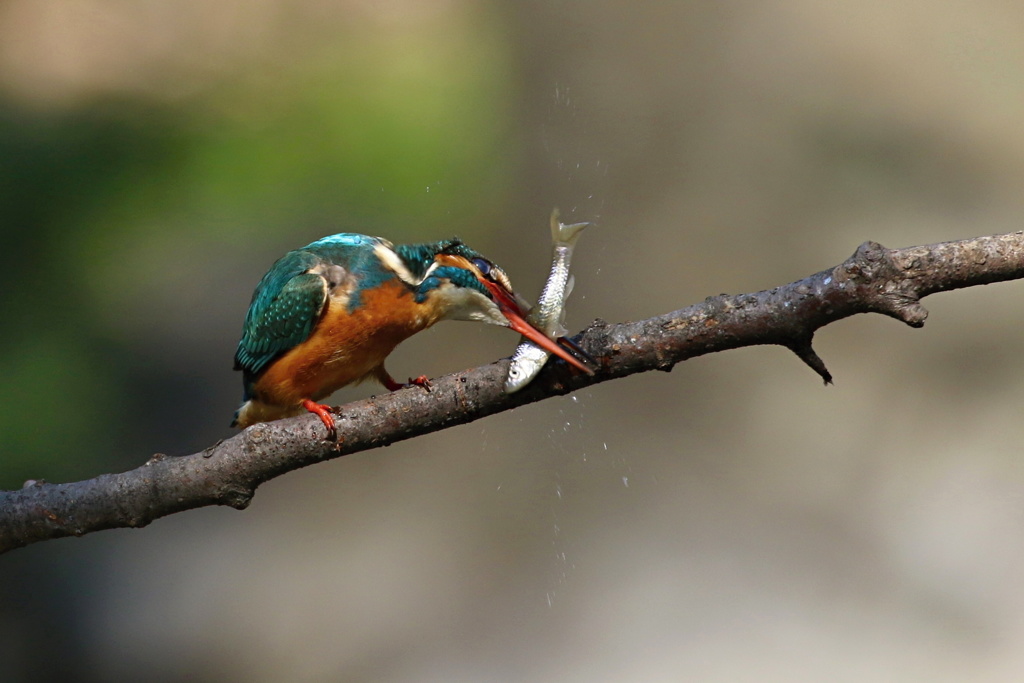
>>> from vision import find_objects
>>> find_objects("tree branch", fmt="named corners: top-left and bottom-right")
top-left (3, 232), bottom-right (1023, 554)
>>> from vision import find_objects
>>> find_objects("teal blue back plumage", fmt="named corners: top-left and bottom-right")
top-left (234, 251), bottom-right (325, 380)
top-left (234, 234), bottom-right (388, 386)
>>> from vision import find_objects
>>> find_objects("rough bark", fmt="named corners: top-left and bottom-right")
top-left (2, 233), bottom-right (1022, 554)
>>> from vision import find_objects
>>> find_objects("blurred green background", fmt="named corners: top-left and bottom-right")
top-left (4, 1), bottom-right (1024, 681)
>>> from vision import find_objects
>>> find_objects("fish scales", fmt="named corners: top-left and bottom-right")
top-left (504, 210), bottom-right (589, 393)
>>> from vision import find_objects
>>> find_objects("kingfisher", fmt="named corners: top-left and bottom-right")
top-left (232, 232), bottom-right (592, 438)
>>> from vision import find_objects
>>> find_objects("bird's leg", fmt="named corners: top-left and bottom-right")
top-left (301, 399), bottom-right (338, 441)
top-left (374, 366), bottom-right (432, 393)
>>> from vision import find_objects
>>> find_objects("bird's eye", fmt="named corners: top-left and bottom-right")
top-left (471, 257), bottom-right (492, 277)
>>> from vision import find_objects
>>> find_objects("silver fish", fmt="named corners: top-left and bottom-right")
top-left (504, 209), bottom-right (590, 393)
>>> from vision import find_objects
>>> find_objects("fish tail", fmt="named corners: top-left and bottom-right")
top-left (549, 208), bottom-right (590, 247)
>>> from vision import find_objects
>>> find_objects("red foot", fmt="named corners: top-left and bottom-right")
top-left (301, 399), bottom-right (338, 441)
top-left (381, 373), bottom-right (432, 393)
top-left (408, 375), bottom-right (432, 392)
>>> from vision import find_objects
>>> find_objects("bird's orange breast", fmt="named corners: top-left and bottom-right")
top-left (252, 279), bottom-right (441, 405)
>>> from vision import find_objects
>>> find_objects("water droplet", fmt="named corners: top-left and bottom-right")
top-left (622, 476), bottom-right (629, 487)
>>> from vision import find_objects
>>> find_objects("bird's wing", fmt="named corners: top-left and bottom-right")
top-left (234, 265), bottom-right (329, 377)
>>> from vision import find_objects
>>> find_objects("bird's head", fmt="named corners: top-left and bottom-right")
top-left (390, 238), bottom-right (591, 373)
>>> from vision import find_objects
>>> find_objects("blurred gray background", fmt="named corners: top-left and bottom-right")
top-left (3, 1), bottom-right (1024, 681)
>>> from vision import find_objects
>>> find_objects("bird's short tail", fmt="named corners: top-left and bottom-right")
top-left (232, 399), bottom-right (304, 429)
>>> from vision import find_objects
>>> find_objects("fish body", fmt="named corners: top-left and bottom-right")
top-left (504, 210), bottom-right (590, 393)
